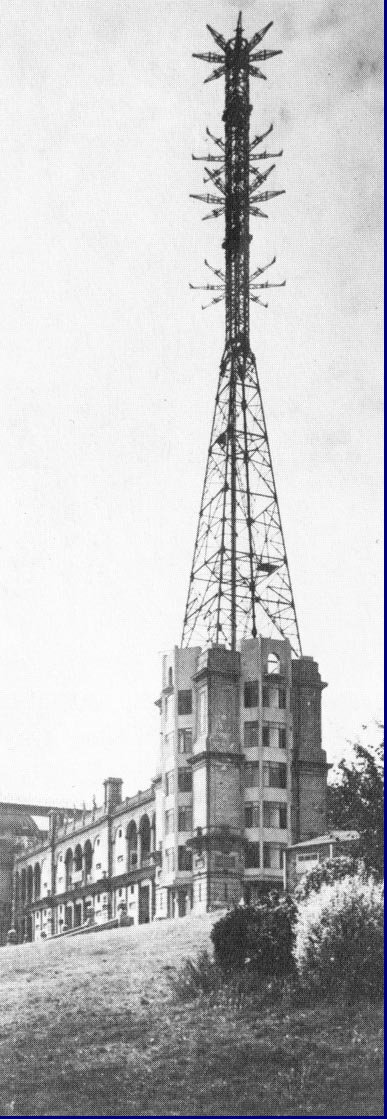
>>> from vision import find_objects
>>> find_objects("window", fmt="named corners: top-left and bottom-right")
top-left (168, 666), bottom-right (173, 688)
top-left (213, 851), bottom-right (223, 870)
top-left (267, 653), bottom-right (280, 675)
top-left (262, 724), bottom-right (270, 749)
top-left (244, 802), bottom-right (260, 828)
top-left (279, 727), bottom-right (287, 750)
top-left (244, 721), bottom-right (259, 749)
top-left (263, 803), bottom-right (287, 829)
top-left (130, 885), bottom-right (134, 894)
top-left (165, 810), bottom-right (175, 835)
top-left (263, 844), bottom-right (286, 870)
top-left (198, 688), bottom-right (207, 735)
top-left (178, 807), bottom-right (193, 832)
top-left (263, 763), bottom-right (287, 789)
top-left (245, 842), bottom-right (260, 869)
top-left (119, 888), bottom-right (122, 898)
top-left (178, 728), bottom-right (193, 754)
top-left (178, 689), bottom-right (192, 716)
top-left (245, 762), bottom-right (260, 787)
top-left (178, 847), bottom-right (193, 872)
top-left (130, 852), bottom-right (138, 868)
top-left (165, 849), bottom-right (175, 873)
top-left (96, 862), bottom-right (101, 870)
top-left (164, 731), bottom-right (174, 752)
top-left (263, 687), bottom-right (286, 709)
top-left (117, 854), bottom-right (123, 863)
top-left (178, 768), bottom-right (192, 793)
top-left (97, 894), bottom-right (100, 903)
top-left (165, 771), bottom-right (175, 796)
top-left (117, 829), bottom-right (122, 839)
top-left (244, 681), bottom-right (259, 708)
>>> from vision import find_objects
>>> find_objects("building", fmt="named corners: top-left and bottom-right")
top-left (12, 780), bottom-right (157, 944)
top-left (12, 635), bottom-right (328, 941)
top-left (0, 804), bottom-right (49, 946)
top-left (284, 830), bottom-right (359, 893)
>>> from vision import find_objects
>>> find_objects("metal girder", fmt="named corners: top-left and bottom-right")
top-left (183, 14), bottom-right (302, 658)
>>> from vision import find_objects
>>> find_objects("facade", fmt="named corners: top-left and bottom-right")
top-left (12, 636), bottom-right (328, 942)
top-left (13, 779), bottom-right (157, 944)
top-left (0, 805), bottom-right (48, 946)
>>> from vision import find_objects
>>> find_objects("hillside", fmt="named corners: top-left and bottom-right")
top-left (0, 913), bottom-right (383, 1116)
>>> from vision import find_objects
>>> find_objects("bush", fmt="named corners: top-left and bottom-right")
top-left (211, 895), bottom-right (297, 976)
top-left (294, 874), bottom-right (384, 1001)
top-left (294, 855), bottom-right (362, 902)
top-left (168, 949), bottom-right (222, 1000)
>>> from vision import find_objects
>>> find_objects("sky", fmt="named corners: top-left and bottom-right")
top-left (0, 0), bottom-right (383, 807)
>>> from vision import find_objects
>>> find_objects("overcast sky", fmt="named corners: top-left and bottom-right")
top-left (0, 0), bottom-right (383, 807)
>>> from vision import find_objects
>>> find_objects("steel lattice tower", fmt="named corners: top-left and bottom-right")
top-left (182, 12), bottom-right (302, 658)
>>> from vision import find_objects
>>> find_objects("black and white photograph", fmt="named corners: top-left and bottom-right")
top-left (0, 1), bottom-right (383, 1115)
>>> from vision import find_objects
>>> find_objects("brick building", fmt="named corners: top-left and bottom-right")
top-left (11, 635), bottom-right (328, 942)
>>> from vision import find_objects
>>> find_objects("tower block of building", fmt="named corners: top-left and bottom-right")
top-left (155, 13), bottom-right (328, 917)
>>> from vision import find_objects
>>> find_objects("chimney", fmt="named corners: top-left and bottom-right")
top-left (103, 778), bottom-right (123, 812)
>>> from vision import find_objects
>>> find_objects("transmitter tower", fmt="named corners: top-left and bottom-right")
top-left (182, 13), bottom-right (301, 657)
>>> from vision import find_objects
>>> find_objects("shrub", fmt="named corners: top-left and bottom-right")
top-left (294, 855), bottom-right (362, 902)
top-left (168, 949), bottom-right (222, 1000)
top-left (211, 894), bottom-right (297, 975)
top-left (294, 874), bottom-right (384, 1001)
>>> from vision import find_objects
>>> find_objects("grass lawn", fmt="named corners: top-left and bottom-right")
top-left (0, 913), bottom-right (383, 1116)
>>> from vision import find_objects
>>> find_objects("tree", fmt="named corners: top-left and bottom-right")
top-left (327, 734), bottom-right (384, 878)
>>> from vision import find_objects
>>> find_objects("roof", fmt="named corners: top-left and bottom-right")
top-left (288, 830), bottom-right (359, 851)
top-left (0, 809), bottom-right (43, 838)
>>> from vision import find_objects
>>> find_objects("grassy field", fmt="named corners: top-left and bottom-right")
top-left (0, 913), bottom-right (383, 1117)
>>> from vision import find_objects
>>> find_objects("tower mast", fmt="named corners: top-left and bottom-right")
top-left (182, 12), bottom-right (301, 657)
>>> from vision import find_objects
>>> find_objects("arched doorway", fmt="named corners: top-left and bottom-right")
top-left (26, 866), bottom-right (33, 904)
top-left (65, 849), bottom-right (73, 891)
top-left (84, 840), bottom-right (92, 882)
top-left (34, 863), bottom-right (41, 900)
top-left (21, 868), bottom-right (26, 905)
top-left (139, 815), bottom-right (151, 865)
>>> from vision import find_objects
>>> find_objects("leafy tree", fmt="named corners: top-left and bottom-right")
top-left (327, 733), bottom-right (384, 878)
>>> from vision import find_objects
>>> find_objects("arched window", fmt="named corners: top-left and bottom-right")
top-left (139, 814), bottom-right (151, 863)
top-left (127, 821), bottom-right (137, 869)
top-left (65, 848), bottom-right (73, 890)
top-left (117, 828), bottom-right (122, 840)
top-left (74, 845), bottom-right (83, 873)
top-left (33, 863), bottom-right (41, 900)
top-left (267, 652), bottom-right (280, 675)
